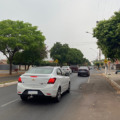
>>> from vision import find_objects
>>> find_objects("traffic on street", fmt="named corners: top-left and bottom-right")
top-left (0, 68), bottom-right (120, 120)
top-left (0, 70), bottom-right (89, 120)
top-left (1, 0), bottom-right (120, 120)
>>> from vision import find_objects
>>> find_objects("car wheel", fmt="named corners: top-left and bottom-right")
top-left (87, 74), bottom-right (90, 77)
top-left (55, 88), bottom-right (61, 102)
top-left (78, 74), bottom-right (80, 76)
top-left (20, 95), bottom-right (28, 101)
top-left (67, 83), bottom-right (70, 93)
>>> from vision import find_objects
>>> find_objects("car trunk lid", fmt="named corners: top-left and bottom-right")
top-left (21, 74), bottom-right (52, 88)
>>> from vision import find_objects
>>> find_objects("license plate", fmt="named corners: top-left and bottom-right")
top-left (28, 91), bottom-right (38, 94)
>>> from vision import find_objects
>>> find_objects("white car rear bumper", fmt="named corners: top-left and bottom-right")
top-left (17, 83), bottom-right (58, 97)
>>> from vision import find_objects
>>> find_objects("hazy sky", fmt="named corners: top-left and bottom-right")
top-left (0, 0), bottom-right (120, 61)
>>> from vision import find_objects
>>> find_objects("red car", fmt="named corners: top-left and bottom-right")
top-left (70, 65), bottom-right (79, 73)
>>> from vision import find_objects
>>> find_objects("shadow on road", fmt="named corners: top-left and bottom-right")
top-left (18, 92), bottom-right (70, 106)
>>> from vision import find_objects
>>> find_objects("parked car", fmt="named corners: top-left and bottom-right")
top-left (62, 66), bottom-right (72, 75)
top-left (70, 65), bottom-right (79, 73)
top-left (78, 66), bottom-right (90, 77)
top-left (17, 66), bottom-right (70, 102)
top-left (115, 70), bottom-right (120, 74)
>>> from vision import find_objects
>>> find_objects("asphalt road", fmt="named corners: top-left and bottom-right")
top-left (0, 73), bottom-right (89, 120)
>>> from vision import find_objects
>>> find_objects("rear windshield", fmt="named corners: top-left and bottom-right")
top-left (62, 66), bottom-right (69, 68)
top-left (79, 67), bottom-right (88, 70)
top-left (26, 67), bottom-right (54, 74)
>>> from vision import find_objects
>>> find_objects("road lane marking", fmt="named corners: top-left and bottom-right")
top-left (87, 76), bottom-right (90, 83)
top-left (1, 99), bottom-right (19, 107)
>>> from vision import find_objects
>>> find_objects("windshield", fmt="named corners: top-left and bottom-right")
top-left (26, 67), bottom-right (54, 74)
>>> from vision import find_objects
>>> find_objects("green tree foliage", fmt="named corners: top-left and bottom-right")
top-left (0, 19), bottom-right (46, 74)
top-left (38, 61), bottom-right (57, 66)
top-left (82, 58), bottom-right (91, 66)
top-left (50, 42), bottom-right (90, 66)
top-left (13, 46), bottom-right (47, 69)
top-left (93, 11), bottom-right (120, 61)
top-left (67, 48), bottom-right (83, 65)
top-left (93, 61), bottom-right (104, 68)
top-left (50, 42), bottom-right (69, 66)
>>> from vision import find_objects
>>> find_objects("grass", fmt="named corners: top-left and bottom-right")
top-left (0, 80), bottom-right (17, 84)
top-left (0, 72), bottom-right (24, 77)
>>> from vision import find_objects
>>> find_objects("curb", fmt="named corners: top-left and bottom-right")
top-left (103, 73), bottom-right (120, 94)
top-left (0, 81), bottom-right (18, 88)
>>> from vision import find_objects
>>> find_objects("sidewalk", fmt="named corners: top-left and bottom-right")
top-left (77, 72), bottom-right (120, 120)
top-left (103, 70), bottom-right (120, 93)
top-left (0, 70), bottom-right (25, 87)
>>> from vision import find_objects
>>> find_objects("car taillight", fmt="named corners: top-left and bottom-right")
top-left (48, 78), bottom-right (56, 84)
top-left (18, 77), bottom-right (22, 83)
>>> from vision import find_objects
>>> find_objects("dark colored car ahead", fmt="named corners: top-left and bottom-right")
top-left (70, 65), bottom-right (79, 73)
top-left (78, 66), bottom-right (90, 77)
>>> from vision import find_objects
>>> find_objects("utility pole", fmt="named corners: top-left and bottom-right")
top-left (98, 49), bottom-right (101, 61)
top-left (104, 58), bottom-right (108, 75)
top-left (90, 48), bottom-right (98, 61)
top-left (98, 49), bottom-right (102, 69)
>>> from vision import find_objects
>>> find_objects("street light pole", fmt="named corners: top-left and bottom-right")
top-left (86, 31), bottom-right (93, 35)
top-left (86, 31), bottom-right (102, 69)
top-left (90, 48), bottom-right (98, 61)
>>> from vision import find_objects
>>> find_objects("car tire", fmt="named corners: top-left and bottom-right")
top-left (20, 95), bottom-right (28, 101)
top-left (67, 83), bottom-right (70, 93)
top-left (78, 74), bottom-right (80, 76)
top-left (87, 74), bottom-right (90, 77)
top-left (55, 88), bottom-right (61, 102)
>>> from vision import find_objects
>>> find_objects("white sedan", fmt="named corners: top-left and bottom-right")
top-left (62, 66), bottom-right (72, 75)
top-left (17, 67), bottom-right (70, 102)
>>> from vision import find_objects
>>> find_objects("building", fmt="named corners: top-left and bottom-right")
top-left (0, 59), bottom-right (7, 64)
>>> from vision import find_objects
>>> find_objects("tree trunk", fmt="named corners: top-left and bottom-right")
top-left (28, 65), bottom-right (30, 70)
top-left (19, 65), bottom-right (21, 70)
top-left (25, 65), bottom-right (26, 71)
top-left (9, 61), bottom-right (12, 75)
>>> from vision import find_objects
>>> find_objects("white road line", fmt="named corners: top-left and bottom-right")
top-left (1, 99), bottom-right (19, 107)
top-left (87, 76), bottom-right (90, 83)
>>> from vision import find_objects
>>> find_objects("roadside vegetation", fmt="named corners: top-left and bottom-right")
top-left (50, 42), bottom-right (91, 66)
top-left (93, 11), bottom-right (120, 61)
top-left (93, 60), bottom-right (104, 69)
top-left (0, 20), bottom-right (47, 74)
top-left (0, 20), bottom-right (90, 75)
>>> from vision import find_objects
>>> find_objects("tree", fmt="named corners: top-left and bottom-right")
top-left (66, 48), bottom-right (84, 65)
top-left (50, 42), bottom-right (90, 66)
top-left (13, 46), bottom-right (47, 70)
top-left (82, 58), bottom-right (91, 66)
top-left (50, 42), bottom-right (69, 66)
top-left (93, 60), bottom-right (104, 69)
top-left (0, 20), bottom-right (46, 74)
top-left (93, 11), bottom-right (120, 61)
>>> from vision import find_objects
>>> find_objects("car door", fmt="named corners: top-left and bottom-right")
top-left (56, 68), bottom-right (66, 93)
top-left (64, 75), bottom-right (70, 91)
top-left (60, 68), bottom-right (69, 91)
